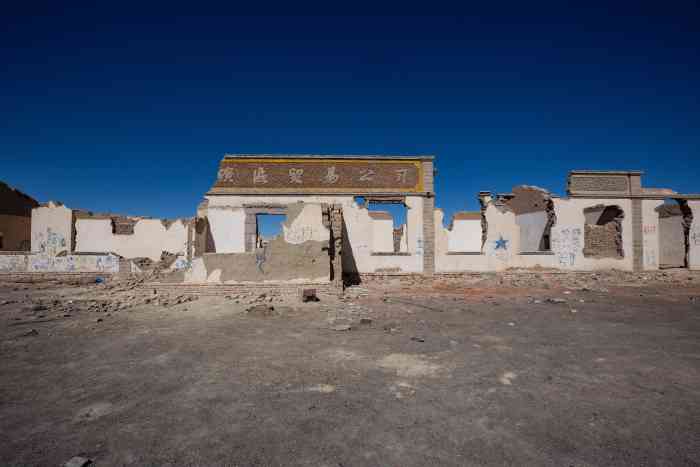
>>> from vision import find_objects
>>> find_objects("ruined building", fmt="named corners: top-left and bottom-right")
top-left (1, 156), bottom-right (699, 286)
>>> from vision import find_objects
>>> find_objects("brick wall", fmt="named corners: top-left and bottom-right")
top-left (569, 175), bottom-right (629, 194)
top-left (151, 281), bottom-right (339, 297)
top-left (583, 223), bottom-right (624, 259)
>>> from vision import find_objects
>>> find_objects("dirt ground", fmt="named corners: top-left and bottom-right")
top-left (1, 272), bottom-right (700, 466)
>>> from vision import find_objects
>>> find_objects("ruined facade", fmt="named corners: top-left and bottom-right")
top-left (189, 155), bottom-right (435, 287)
top-left (2, 157), bottom-right (699, 282)
top-left (433, 170), bottom-right (700, 273)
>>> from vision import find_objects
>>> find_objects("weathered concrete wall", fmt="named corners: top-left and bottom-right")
top-left (31, 202), bottom-right (73, 256)
top-left (0, 252), bottom-right (119, 273)
top-left (207, 207), bottom-right (246, 253)
top-left (658, 213), bottom-right (685, 268)
top-left (184, 238), bottom-right (329, 284)
top-left (283, 203), bottom-right (330, 244)
top-left (371, 217), bottom-right (395, 253)
top-left (75, 218), bottom-right (188, 261)
top-left (447, 218), bottom-right (482, 253)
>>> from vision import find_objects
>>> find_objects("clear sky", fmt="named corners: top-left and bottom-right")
top-left (2, 2), bottom-right (698, 224)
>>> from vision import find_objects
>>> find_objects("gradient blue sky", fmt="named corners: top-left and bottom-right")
top-left (2, 2), bottom-right (698, 224)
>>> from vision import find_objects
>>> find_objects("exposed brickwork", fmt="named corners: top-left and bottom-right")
top-left (112, 217), bottom-right (137, 235)
top-left (583, 223), bottom-right (623, 258)
top-left (328, 204), bottom-right (344, 289)
top-left (569, 175), bottom-right (629, 194)
top-left (392, 226), bottom-right (403, 253)
top-left (150, 282), bottom-right (339, 297)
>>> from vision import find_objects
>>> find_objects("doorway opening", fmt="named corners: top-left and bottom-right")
top-left (657, 198), bottom-right (693, 269)
top-left (255, 214), bottom-right (286, 248)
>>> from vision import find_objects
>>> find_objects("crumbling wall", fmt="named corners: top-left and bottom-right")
top-left (194, 217), bottom-right (215, 256)
top-left (551, 198), bottom-right (632, 271)
top-left (283, 203), bottom-right (330, 244)
top-left (185, 203), bottom-right (331, 284)
top-left (508, 186), bottom-right (556, 252)
top-left (582, 205), bottom-right (624, 259)
top-left (206, 194), bottom-right (425, 276)
top-left (75, 217), bottom-right (188, 261)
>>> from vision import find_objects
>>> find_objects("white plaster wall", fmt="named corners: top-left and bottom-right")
top-left (284, 203), bottom-right (330, 244)
top-left (688, 200), bottom-right (700, 270)
top-left (516, 211), bottom-right (548, 252)
top-left (31, 203), bottom-right (72, 255)
top-left (447, 219), bottom-right (482, 252)
top-left (207, 207), bottom-right (246, 253)
top-left (371, 218), bottom-right (394, 253)
top-left (75, 218), bottom-right (112, 253)
top-left (75, 218), bottom-right (188, 261)
top-left (205, 195), bottom-right (424, 274)
top-left (641, 199), bottom-right (661, 270)
top-left (550, 198), bottom-right (633, 271)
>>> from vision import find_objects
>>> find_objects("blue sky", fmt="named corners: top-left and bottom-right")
top-left (2, 2), bottom-right (698, 225)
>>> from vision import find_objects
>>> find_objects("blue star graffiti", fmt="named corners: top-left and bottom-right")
top-left (494, 235), bottom-right (509, 250)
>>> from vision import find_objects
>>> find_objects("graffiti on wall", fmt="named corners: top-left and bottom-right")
top-left (0, 253), bottom-right (119, 274)
top-left (551, 226), bottom-right (582, 268)
top-left (0, 255), bottom-right (29, 273)
top-left (34, 228), bottom-right (67, 256)
top-left (173, 257), bottom-right (191, 270)
top-left (692, 225), bottom-right (700, 246)
top-left (285, 225), bottom-right (314, 244)
top-left (487, 234), bottom-right (511, 262)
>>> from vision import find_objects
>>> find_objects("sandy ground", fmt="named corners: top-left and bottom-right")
top-left (1, 274), bottom-right (700, 466)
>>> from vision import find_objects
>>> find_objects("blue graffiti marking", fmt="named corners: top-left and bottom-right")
top-left (494, 236), bottom-right (509, 250)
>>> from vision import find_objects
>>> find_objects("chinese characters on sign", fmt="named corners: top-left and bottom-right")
top-left (213, 159), bottom-right (424, 192)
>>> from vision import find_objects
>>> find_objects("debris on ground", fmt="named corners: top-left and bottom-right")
top-left (63, 456), bottom-right (92, 467)
top-left (302, 289), bottom-right (319, 302)
top-left (246, 304), bottom-right (275, 317)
